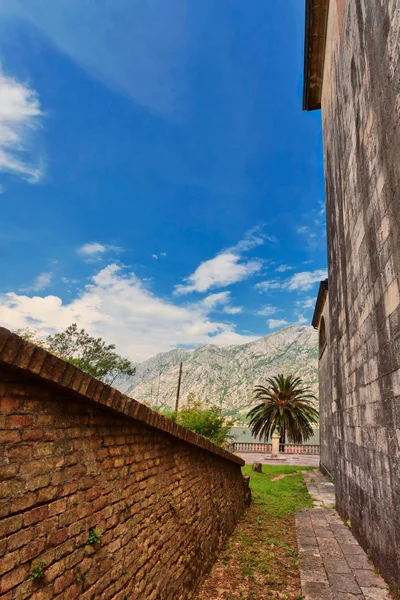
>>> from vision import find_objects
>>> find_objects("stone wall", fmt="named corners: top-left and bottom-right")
top-left (0, 328), bottom-right (248, 600)
top-left (316, 295), bottom-right (333, 479)
top-left (320, 0), bottom-right (400, 589)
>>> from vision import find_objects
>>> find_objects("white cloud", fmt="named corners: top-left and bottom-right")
top-left (77, 242), bottom-right (123, 262)
top-left (231, 226), bottom-right (275, 252)
top-left (77, 242), bottom-right (107, 256)
top-left (255, 280), bottom-right (281, 293)
top-left (198, 291), bottom-right (230, 310)
top-left (256, 269), bottom-right (327, 294)
top-left (296, 297), bottom-right (315, 310)
top-left (0, 67), bottom-right (44, 182)
top-left (297, 225), bottom-right (318, 250)
top-left (21, 272), bottom-right (52, 293)
top-left (152, 254), bottom-right (158, 259)
top-left (267, 319), bottom-right (289, 330)
top-left (285, 269), bottom-right (328, 291)
top-left (224, 306), bottom-right (242, 315)
top-left (174, 252), bottom-right (262, 295)
top-left (295, 313), bottom-right (308, 325)
top-left (173, 227), bottom-right (274, 295)
top-left (0, 264), bottom-right (258, 361)
top-left (160, 252), bottom-right (167, 257)
top-left (256, 305), bottom-right (277, 316)
top-left (276, 264), bottom-right (293, 273)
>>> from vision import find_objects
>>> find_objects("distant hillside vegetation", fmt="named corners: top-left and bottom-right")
top-left (116, 326), bottom-right (318, 419)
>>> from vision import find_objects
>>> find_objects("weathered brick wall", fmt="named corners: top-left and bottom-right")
top-left (320, 0), bottom-right (400, 589)
top-left (0, 330), bottom-right (248, 599)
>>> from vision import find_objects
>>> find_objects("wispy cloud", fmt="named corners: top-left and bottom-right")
top-left (297, 225), bottom-right (317, 250)
top-left (275, 264), bottom-right (293, 273)
top-left (230, 226), bottom-right (276, 252)
top-left (77, 242), bottom-right (123, 261)
top-left (152, 252), bottom-right (167, 259)
top-left (0, 67), bottom-right (45, 182)
top-left (296, 201), bottom-right (327, 250)
top-left (78, 242), bottom-right (107, 256)
top-left (295, 313), bottom-right (308, 325)
top-left (255, 280), bottom-right (281, 293)
top-left (296, 297), bottom-right (315, 310)
top-left (174, 227), bottom-right (267, 295)
top-left (267, 318), bottom-right (289, 330)
top-left (256, 269), bottom-right (328, 293)
top-left (175, 252), bottom-right (262, 295)
top-left (224, 306), bottom-right (242, 315)
top-left (21, 272), bottom-right (52, 293)
top-left (198, 291), bottom-right (231, 311)
top-left (285, 269), bottom-right (327, 291)
top-left (256, 305), bottom-right (277, 316)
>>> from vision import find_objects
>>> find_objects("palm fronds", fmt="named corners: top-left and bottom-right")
top-left (247, 374), bottom-right (319, 444)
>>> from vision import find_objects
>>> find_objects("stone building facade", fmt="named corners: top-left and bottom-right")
top-left (0, 327), bottom-right (249, 599)
top-left (304, 0), bottom-right (400, 590)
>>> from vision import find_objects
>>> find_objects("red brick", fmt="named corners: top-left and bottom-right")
top-left (33, 443), bottom-right (54, 458)
top-left (6, 414), bottom-right (34, 428)
top-left (24, 505), bottom-right (49, 526)
top-left (8, 527), bottom-right (36, 551)
top-left (30, 585), bottom-right (54, 600)
top-left (48, 498), bottom-right (67, 517)
top-left (26, 473), bottom-right (51, 492)
top-left (0, 463), bottom-right (19, 479)
top-left (0, 430), bottom-right (21, 443)
top-left (10, 492), bottom-right (37, 513)
top-left (0, 514), bottom-right (23, 538)
top-left (20, 537), bottom-right (47, 562)
top-left (8, 445), bottom-right (33, 460)
top-left (0, 564), bottom-right (29, 593)
top-left (48, 529), bottom-right (68, 547)
top-left (0, 397), bottom-right (20, 411)
top-left (54, 571), bottom-right (75, 595)
top-left (22, 429), bottom-right (44, 441)
top-left (0, 549), bottom-right (20, 575)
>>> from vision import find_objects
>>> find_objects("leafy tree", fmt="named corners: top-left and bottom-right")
top-left (176, 396), bottom-right (235, 447)
top-left (247, 374), bottom-right (318, 446)
top-left (15, 327), bottom-right (47, 348)
top-left (152, 404), bottom-right (177, 421)
top-left (17, 324), bottom-right (135, 385)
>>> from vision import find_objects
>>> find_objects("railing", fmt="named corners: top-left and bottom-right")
top-left (227, 442), bottom-right (320, 455)
top-left (279, 444), bottom-right (320, 455)
top-left (227, 442), bottom-right (272, 453)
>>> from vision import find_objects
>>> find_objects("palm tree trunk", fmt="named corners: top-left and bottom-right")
top-left (279, 425), bottom-right (286, 453)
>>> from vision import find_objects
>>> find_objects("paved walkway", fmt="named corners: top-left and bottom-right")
top-left (234, 451), bottom-right (320, 467)
top-left (296, 471), bottom-right (391, 599)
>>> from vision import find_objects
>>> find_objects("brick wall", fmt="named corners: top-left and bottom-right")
top-left (319, 0), bottom-right (400, 590)
top-left (0, 328), bottom-right (248, 599)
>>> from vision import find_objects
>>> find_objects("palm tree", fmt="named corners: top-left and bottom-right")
top-left (247, 374), bottom-right (319, 447)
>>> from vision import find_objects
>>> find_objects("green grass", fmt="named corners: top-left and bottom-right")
top-left (197, 465), bottom-right (315, 600)
top-left (242, 465), bottom-right (314, 517)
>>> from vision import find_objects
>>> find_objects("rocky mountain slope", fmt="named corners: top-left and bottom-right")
top-left (116, 326), bottom-right (318, 418)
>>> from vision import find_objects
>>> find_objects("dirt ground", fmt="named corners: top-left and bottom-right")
top-left (195, 466), bottom-right (312, 600)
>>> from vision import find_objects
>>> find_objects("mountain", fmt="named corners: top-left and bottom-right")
top-left (116, 326), bottom-right (318, 419)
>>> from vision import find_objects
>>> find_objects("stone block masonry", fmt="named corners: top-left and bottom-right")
top-left (310, 0), bottom-right (400, 591)
top-left (0, 327), bottom-right (248, 599)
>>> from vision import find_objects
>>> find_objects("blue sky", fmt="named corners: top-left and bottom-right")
top-left (0, 0), bottom-right (326, 361)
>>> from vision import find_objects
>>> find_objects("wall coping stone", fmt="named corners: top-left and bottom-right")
top-left (0, 327), bottom-right (244, 466)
